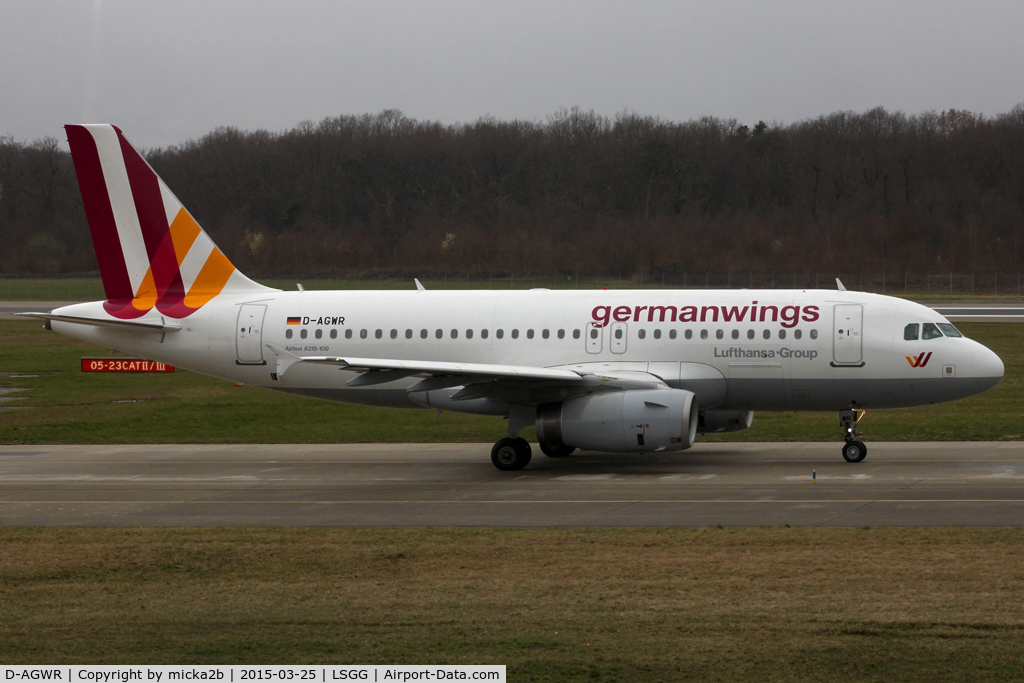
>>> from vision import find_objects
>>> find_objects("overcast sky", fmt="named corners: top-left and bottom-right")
top-left (3, 0), bottom-right (1023, 148)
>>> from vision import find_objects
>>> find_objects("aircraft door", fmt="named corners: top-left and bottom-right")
top-left (610, 322), bottom-right (628, 354)
top-left (236, 304), bottom-right (267, 364)
top-left (586, 322), bottom-right (603, 354)
top-left (832, 304), bottom-right (863, 365)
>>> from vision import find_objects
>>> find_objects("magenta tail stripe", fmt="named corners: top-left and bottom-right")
top-left (65, 125), bottom-right (134, 300)
top-left (115, 127), bottom-right (179, 297)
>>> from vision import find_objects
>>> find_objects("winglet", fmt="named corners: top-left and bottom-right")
top-left (414, 278), bottom-right (426, 291)
top-left (264, 343), bottom-right (304, 378)
top-left (836, 278), bottom-right (847, 291)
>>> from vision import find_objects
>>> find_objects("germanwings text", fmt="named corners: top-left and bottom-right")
top-left (591, 302), bottom-right (820, 329)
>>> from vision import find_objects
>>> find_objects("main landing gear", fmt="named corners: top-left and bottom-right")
top-left (839, 408), bottom-right (867, 463)
top-left (491, 437), bottom-right (532, 471)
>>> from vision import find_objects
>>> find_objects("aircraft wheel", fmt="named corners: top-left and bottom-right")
top-left (539, 441), bottom-right (575, 458)
top-left (491, 437), bottom-right (532, 471)
top-left (842, 440), bottom-right (867, 463)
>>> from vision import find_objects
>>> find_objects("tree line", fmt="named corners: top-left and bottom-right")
top-left (2, 105), bottom-right (1023, 279)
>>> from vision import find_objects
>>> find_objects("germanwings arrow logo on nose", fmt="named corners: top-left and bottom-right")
top-left (906, 352), bottom-right (933, 368)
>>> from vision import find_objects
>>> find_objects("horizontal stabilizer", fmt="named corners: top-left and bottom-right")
top-left (16, 312), bottom-right (181, 332)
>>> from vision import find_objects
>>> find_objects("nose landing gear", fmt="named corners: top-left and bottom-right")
top-left (839, 408), bottom-right (867, 462)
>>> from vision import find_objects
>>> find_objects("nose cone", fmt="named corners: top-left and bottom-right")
top-left (970, 344), bottom-right (1004, 392)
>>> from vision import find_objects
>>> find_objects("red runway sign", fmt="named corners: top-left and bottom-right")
top-left (81, 358), bottom-right (175, 373)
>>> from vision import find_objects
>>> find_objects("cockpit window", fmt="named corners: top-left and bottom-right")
top-left (936, 323), bottom-right (963, 338)
top-left (922, 323), bottom-right (943, 340)
top-left (903, 323), bottom-right (919, 341)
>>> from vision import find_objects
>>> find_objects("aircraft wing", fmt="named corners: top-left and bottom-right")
top-left (265, 345), bottom-right (583, 384)
top-left (307, 355), bottom-right (584, 382)
top-left (265, 345), bottom-right (667, 402)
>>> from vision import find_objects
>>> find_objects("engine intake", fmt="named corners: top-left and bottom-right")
top-left (536, 389), bottom-right (698, 453)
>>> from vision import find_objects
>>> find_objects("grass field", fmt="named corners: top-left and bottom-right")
top-left (0, 527), bottom-right (1022, 680)
top-left (3, 275), bottom-right (1024, 300)
top-left (0, 320), bottom-right (1021, 445)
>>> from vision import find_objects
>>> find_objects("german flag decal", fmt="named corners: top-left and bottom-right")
top-left (287, 317), bottom-right (301, 325)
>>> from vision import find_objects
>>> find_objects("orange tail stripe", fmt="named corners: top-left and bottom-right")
top-left (183, 248), bottom-right (236, 309)
top-left (131, 267), bottom-right (158, 311)
top-left (168, 209), bottom-right (203, 266)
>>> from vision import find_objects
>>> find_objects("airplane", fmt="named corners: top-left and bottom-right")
top-left (20, 124), bottom-right (1005, 470)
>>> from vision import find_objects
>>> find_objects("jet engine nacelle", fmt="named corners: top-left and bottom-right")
top-left (699, 410), bottom-right (754, 434)
top-left (536, 389), bottom-right (698, 453)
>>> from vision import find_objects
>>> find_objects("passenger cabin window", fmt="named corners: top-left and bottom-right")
top-left (937, 323), bottom-right (962, 338)
top-left (375, 329), bottom-right (382, 339)
top-left (638, 329), bottom-right (646, 339)
top-left (701, 330), bottom-right (708, 340)
top-left (315, 329), bottom-right (322, 339)
top-left (526, 329), bottom-right (534, 339)
top-left (330, 329), bottom-right (338, 339)
top-left (922, 323), bottom-right (943, 340)
top-left (390, 329), bottom-right (397, 339)
top-left (481, 329), bottom-right (489, 339)
top-left (904, 323), bottom-right (920, 341)
top-left (778, 329), bottom-right (786, 339)
top-left (654, 329), bottom-right (661, 339)
top-left (573, 329), bottom-right (581, 339)
top-left (346, 329), bottom-right (353, 339)
top-left (746, 329), bottom-right (755, 339)
top-left (451, 329), bottom-right (458, 339)
top-left (716, 330), bottom-right (723, 339)
top-left (300, 329), bottom-right (308, 339)
top-left (794, 329), bottom-right (802, 340)
top-left (435, 329), bottom-right (443, 339)
top-left (360, 329), bottom-right (367, 339)
top-left (810, 330), bottom-right (818, 339)
top-left (557, 329), bottom-right (565, 339)
top-left (614, 328), bottom-right (623, 339)
top-left (285, 329), bottom-right (293, 339)
top-left (731, 329), bottom-right (739, 340)
top-left (512, 329), bottom-right (520, 339)
top-left (496, 329), bottom-right (504, 339)
top-left (405, 329), bottom-right (412, 339)
top-left (542, 329), bottom-right (550, 339)
top-left (420, 329), bottom-right (427, 339)
top-left (466, 329), bottom-right (473, 339)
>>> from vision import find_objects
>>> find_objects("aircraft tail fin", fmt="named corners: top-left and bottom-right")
top-left (65, 124), bottom-right (272, 319)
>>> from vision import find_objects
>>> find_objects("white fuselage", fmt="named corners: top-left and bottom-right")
top-left (49, 288), bottom-right (1004, 417)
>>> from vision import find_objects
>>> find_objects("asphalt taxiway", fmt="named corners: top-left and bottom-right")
top-left (1, 442), bottom-right (1022, 527)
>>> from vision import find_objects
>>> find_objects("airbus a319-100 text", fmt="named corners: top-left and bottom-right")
top-left (21, 125), bottom-right (1005, 470)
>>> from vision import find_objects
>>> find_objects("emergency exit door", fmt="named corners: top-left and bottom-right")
top-left (832, 304), bottom-right (863, 365)
top-left (236, 304), bottom-right (267, 364)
